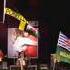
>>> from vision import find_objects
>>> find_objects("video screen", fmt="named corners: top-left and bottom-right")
top-left (8, 21), bottom-right (38, 58)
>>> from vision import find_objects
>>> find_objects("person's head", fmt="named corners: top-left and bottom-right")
top-left (15, 28), bottom-right (24, 37)
top-left (23, 31), bottom-right (29, 37)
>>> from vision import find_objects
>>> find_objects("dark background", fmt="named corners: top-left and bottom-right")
top-left (0, 0), bottom-right (70, 67)
top-left (0, 0), bottom-right (4, 22)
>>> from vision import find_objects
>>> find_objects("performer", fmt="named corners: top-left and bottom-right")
top-left (16, 51), bottom-right (26, 70)
top-left (13, 29), bottom-right (38, 70)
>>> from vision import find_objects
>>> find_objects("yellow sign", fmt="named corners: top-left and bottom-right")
top-left (19, 21), bottom-right (27, 31)
top-left (5, 8), bottom-right (28, 30)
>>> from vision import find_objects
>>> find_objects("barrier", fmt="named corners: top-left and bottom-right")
top-left (10, 65), bottom-right (37, 70)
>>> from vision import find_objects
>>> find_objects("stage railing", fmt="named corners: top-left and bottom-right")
top-left (10, 64), bottom-right (37, 70)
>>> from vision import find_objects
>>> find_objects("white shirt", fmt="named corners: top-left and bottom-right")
top-left (13, 36), bottom-right (38, 52)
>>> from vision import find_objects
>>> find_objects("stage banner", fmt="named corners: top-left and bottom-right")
top-left (57, 31), bottom-right (70, 51)
top-left (56, 46), bottom-right (70, 64)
